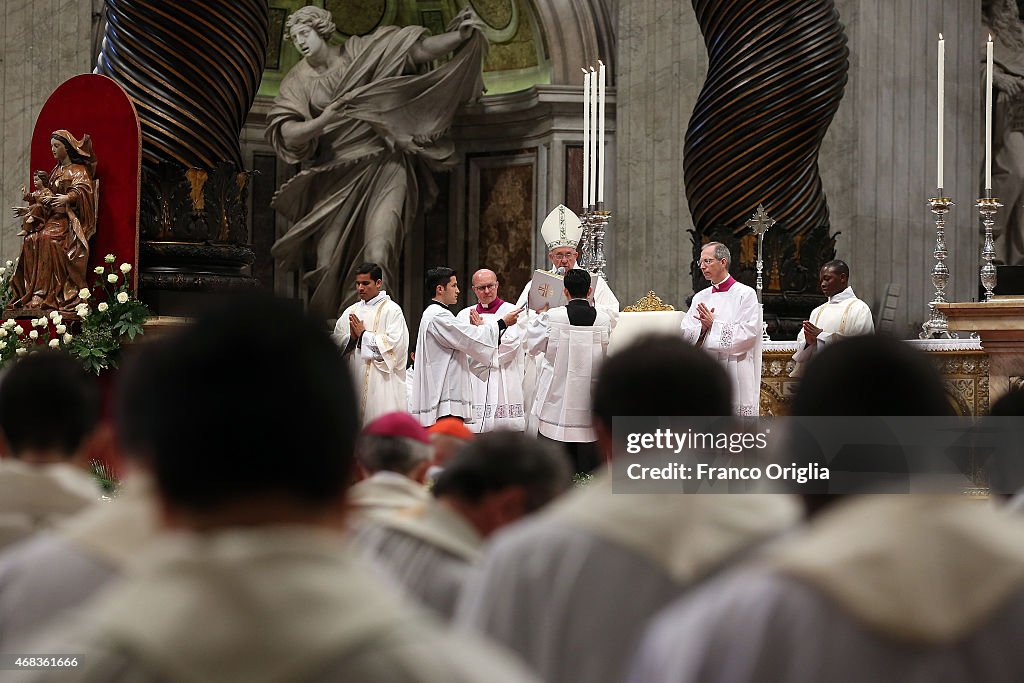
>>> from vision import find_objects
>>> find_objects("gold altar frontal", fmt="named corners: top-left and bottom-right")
top-left (760, 339), bottom-right (989, 416)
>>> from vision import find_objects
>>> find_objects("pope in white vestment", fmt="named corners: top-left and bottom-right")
top-left (514, 205), bottom-right (620, 417)
top-left (681, 243), bottom-right (762, 416)
top-left (792, 261), bottom-right (874, 376)
top-left (457, 269), bottom-right (526, 432)
top-left (332, 284), bottom-right (410, 425)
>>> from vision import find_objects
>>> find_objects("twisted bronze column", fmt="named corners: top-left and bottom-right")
top-left (684, 0), bottom-right (847, 331)
top-left (96, 0), bottom-right (269, 313)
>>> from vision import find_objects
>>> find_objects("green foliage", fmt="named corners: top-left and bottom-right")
top-left (90, 459), bottom-right (120, 495)
top-left (0, 254), bottom-right (150, 375)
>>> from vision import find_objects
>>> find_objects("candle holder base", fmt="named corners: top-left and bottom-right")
top-left (920, 195), bottom-right (958, 339)
top-left (977, 196), bottom-right (1002, 302)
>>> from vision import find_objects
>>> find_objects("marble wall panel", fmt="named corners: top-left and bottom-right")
top-left (0, 1), bottom-right (96, 267)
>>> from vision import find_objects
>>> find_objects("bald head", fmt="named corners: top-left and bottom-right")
top-left (471, 269), bottom-right (500, 306)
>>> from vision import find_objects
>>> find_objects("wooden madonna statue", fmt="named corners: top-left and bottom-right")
top-left (9, 130), bottom-right (98, 314)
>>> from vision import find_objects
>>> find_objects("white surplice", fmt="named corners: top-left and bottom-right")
top-left (455, 470), bottom-right (799, 683)
top-left (628, 496), bottom-right (1024, 683)
top-left (0, 473), bottom-right (157, 649)
top-left (410, 302), bottom-right (500, 426)
top-left (515, 271), bottom-right (620, 418)
top-left (525, 304), bottom-right (612, 442)
top-left (13, 527), bottom-right (539, 683)
top-left (0, 460), bottom-right (100, 552)
top-left (456, 302), bottom-right (526, 432)
top-left (791, 286), bottom-right (874, 376)
top-left (353, 499), bottom-right (483, 620)
top-left (347, 471), bottom-right (430, 522)
top-left (680, 278), bottom-right (763, 416)
top-left (332, 291), bottom-right (410, 425)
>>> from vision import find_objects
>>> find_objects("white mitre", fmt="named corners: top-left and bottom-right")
top-left (540, 204), bottom-right (583, 251)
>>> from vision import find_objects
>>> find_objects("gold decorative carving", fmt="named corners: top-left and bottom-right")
top-left (624, 291), bottom-right (675, 312)
top-left (759, 346), bottom-right (989, 416)
top-left (186, 168), bottom-right (207, 211)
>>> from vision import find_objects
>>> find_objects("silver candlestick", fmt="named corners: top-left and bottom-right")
top-left (920, 193), bottom-right (957, 339)
top-left (578, 209), bottom-right (594, 269)
top-left (977, 195), bottom-right (1001, 301)
top-left (746, 204), bottom-right (775, 341)
top-left (590, 202), bottom-right (609, 280)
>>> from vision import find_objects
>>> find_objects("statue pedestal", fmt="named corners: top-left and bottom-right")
top-left (936, 300), bottom-right (1024, 403)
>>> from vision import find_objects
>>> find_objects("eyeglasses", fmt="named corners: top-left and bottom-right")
top-left (473, 283), bottom-right (498, 291)
top-left (697, 258), bottom-right (722, 266)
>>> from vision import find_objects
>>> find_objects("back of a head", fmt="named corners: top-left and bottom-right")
top-left (432, 431), bottom-right (570, 512)
top-left (116, 291), bottom-right (359, 512)
top-left (563, 268), bottom-right (591, 299)
top-left (792, 335), bottom-right (952, 417)
top-left (357, 436), bottom-right (431, 477)
top-left (592, 335), bottom-right (732, 429)
top-left (0, 350), bottom-right (100, 457)
top-left (790, 336), bottom-right (952, 508)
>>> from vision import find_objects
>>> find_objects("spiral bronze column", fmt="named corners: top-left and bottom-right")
top-left (96, 0), bottom-right (269, 313)
top-left (683, 0), bottom-right (847, 334)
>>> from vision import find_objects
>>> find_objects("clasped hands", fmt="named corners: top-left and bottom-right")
top-left (349, 314), bottom-right (365, 339)
top-left (802, 320), bottom-right (822, 345)
top-left (694, 302), bottom-right (715, 332)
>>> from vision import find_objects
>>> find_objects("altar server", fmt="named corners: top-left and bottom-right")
top-left (526, 268), bottom-right (612, 472)
top-left (411, 267), bottom-right (521, 427)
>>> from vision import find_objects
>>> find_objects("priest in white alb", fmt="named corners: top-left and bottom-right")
top-left (456, 269), bottom-right (526, 432)
top-left (411, 267), bottom-right (521, 427)
top-left (791, 259), bottom-right (874, 377)
top-left (332, 262), bottom-right (410, 424)
top-left (680, 242), bottom-right (763, 416)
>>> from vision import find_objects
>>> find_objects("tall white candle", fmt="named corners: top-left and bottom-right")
top-left (937, 33), bottom-right (944, 191)
top-left (589, 66), bottom-right (598, 208)
top-left (597, 60), bottom-right (607, 204)
top-left (986, 34), bottom-right (994, 191)
top-left (582, 68), bottom-right (591, 210)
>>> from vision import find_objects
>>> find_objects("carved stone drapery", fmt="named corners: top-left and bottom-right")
top-left (684, 0), bottom-right (848, 336)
